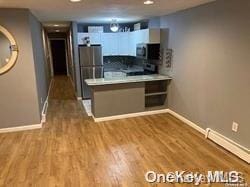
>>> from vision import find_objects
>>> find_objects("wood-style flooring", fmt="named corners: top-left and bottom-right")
top-left (0, 76), bottom-right (249, 186)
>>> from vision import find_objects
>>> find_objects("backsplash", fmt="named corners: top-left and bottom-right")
top-left (103, 56), bottom-right (136, 69)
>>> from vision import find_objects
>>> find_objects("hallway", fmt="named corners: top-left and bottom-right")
top-left (0, 76), bottom-right (249, 186)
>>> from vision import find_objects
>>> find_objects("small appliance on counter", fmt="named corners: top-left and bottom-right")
top-left (79, 45), bottom-right (103, 99)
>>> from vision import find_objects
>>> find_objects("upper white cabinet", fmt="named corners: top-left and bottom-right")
top-left (118, 32), bottom-right (129, 56)
top-left (129, 31), bottom-right (136, 56)
top-left (101, 33), bottom-right (118, 56)
top-left (143, 29), bottom-right (161, 44)
top-left (77, 29), bottom-right (160, 56)
top-left (77, 33), bottom-right (101, 45)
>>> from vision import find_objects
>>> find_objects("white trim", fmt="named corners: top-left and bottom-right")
top-left (206, 128), bottom-right (250, 164)
top-left (167, 109), bottom-right (206, 135)
top-left (41, 100), bottom-right (48, 123)
top-left (82, 100), bottom-right (92, 117)
top-left (0, 124), bottom-right (42, 133)
top-left (167, 109), bottom-right (249, 163)
top-left (93, 109), bottom-right (169, 122)
top-left (77, 97), bottom-right (82, 100)
top-left (41, 79), bottom-right (53, 123)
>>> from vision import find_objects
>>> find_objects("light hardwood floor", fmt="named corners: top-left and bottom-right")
top-left (0, 76), bottom-right (249, 186)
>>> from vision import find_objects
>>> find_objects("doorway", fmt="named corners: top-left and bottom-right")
top-left (50, 39), bottom-right (68, 75)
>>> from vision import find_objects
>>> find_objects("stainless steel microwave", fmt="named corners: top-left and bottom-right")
top-left (136, 43), bottom-right (160, 60)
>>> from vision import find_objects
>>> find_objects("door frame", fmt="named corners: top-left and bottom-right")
top-left (49, 38), bottom-right (69, 76)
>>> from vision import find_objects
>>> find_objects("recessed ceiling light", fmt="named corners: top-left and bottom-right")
top-left (54, 24), bottom-right (59, 27)
top-left (144, 0), bottom-right (154, 5)
top-left (55, 30), bottom-right (60, 32)
top-left (70, 0), bottom-right (82, 2)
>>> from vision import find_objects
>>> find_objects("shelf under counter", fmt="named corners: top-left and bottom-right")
top-left (85, 75), bottom-right (172, 119)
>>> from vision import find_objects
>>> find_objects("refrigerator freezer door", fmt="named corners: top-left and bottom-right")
top-left (81, 67), bottom-right (94, 99)
top-left (79, 46), bottom-right (93, 67)
top-left (79, 46), bottom-right (103, 67)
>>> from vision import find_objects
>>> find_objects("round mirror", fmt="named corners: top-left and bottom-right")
top-left (0, 25), bottom-right (18, 75)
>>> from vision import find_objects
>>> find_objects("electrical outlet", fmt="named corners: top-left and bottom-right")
top-left (232, 122), bottom-right (239, 132)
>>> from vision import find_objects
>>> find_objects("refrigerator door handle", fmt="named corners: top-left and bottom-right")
top-left (93, 67), bottom-right (95, 79)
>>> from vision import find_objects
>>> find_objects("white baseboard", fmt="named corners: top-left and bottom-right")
top-left (167, 109), bottom-right (249, 163)
top-left (0, 123), bottom-right (42, 133)
top-left (206, 128), bottom-right (250, 164)
top-left (167, 109), bottom-right (206, 135)
top-left (41, 79), bottom-right (53, 124)
top-left (93, 109), bottom-right (169, 122)
top-left (41, 99), bottom-right (48, 123)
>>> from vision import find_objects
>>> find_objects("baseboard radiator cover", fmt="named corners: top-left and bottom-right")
top-left (205, 128), bottom-right (250, 164)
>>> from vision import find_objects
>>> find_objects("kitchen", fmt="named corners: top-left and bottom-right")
top-left (0, 0), bottom-right (249, 186)
top-left (78, 24), bottom-right (172, 120)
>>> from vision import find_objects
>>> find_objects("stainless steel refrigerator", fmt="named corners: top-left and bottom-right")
top-left (79, 45), bottom-right (103, 99)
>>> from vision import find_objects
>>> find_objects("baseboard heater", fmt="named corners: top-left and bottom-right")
top-left (205, 128), bottom-right (250, 164)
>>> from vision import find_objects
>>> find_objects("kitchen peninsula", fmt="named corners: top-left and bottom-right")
top-left (85, 74), bottom-right (172, 120)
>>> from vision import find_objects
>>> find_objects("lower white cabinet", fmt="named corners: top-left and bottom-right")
top-left (77, 29), bottom-right (160, 56)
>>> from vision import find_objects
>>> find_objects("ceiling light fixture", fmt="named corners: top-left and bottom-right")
top-left (70, 0), bottom-right (82, 2)
top-left (110, 19), bottom-right (119, 32)
top-left (55, 30), bottom-right (60, 32)
top-left (144, 0), bottom-right (154, 5)
top-left (54, 24), bottom-right (59, 27)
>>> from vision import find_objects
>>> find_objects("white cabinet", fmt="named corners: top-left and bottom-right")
top-left (101, 33), bottom-right (118, 56)
top-left (88, 33), bottom-right (101, 44)
top-left (133, 29), bottom-right (160, 45)
top-left (144, 29), bottom-right (160, 43)
top-left (78, 33), bottom-right (89, 44)
top-left (129, 31), bottom-right (136, 56)
top-left (77, 33), bottom-right (101, 45)
top-left (118, 32), bottom-right (129, 55)
top-left (77, 29), bottom-right (160, 56)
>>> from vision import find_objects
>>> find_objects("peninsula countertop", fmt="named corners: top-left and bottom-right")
top-left (85, 74), bottom-right (172, 86)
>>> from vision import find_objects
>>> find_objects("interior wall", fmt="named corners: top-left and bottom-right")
top-left (29, 12), bottom-right (50, 115)
top-left (67, 28), bottom-right (75, 88)
top-left (159, 0), bottom-right (250, 148)
top-left (72, 22), bottom-right (82, 98)
top-left (0, 9), bottom-right (41, 128)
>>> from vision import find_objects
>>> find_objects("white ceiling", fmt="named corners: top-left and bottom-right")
top-left (0, 0), bottom-right (214, 23)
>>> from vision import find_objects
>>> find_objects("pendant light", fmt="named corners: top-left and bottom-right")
top-left (110, 19), bottom-right (119, 32)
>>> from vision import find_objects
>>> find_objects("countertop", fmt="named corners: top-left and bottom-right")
top-left (85, 74), bottom-right (172, 86)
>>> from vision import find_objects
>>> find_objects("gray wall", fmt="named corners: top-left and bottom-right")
top-left (72, 22), bottom-right (82, 98)
top-left (0, 9), bottom-right (48, 128)
top-left (148, 17), bottom-right (160, 29)
top-left (159, 0), bottom-right (250, 148)
top-left (29, 13), bottom-right (50, 115)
